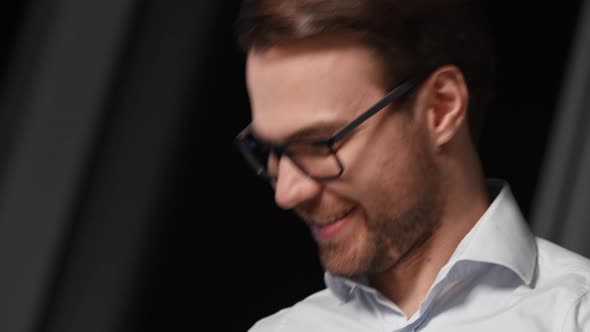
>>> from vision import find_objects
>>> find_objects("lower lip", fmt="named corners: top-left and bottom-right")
top-left (311, 208), bottom-right (355, 240)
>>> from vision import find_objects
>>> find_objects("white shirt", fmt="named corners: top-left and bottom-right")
top-left (249, 180), bottom-right (590, 331)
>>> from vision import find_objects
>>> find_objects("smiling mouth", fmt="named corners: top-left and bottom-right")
top-left (306, 207), bottom-right (356, 240)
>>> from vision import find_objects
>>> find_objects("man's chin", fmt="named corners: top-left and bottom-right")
top-left (317, 246), bottom-right (369, 278)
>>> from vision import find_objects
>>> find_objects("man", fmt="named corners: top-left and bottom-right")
top-left (234, 0), bottom-right (590, 331)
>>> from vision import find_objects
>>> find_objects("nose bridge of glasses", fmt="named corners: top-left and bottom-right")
top-left (266, 144), bottom-right (285, 176)
top-left (273, 153), bottom-right (322, 209)
top-left (272, 148), bottom-right (306, 179)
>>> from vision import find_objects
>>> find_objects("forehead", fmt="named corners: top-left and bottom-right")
top-left (246, 36), bottom-right (387, 142)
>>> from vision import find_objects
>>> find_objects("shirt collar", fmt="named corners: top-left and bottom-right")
top-left (325, 179), bottom-right (538, 303)
top-left (444, 179), bottom-right (537, 285)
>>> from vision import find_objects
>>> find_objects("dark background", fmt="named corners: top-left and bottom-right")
top-left (0, 1), bottom-right (584, 331)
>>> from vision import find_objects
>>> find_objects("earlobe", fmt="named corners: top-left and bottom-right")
top-left (427, 66), bottom-right (468, 148)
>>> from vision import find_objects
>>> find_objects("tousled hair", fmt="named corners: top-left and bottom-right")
top-left (236, 0), bottom-right (495, 143)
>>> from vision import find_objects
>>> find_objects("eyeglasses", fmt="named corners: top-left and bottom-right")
top-left (235, 69), bottom-right (433, 182)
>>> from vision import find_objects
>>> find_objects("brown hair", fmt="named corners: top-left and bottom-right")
top-left (236, 0), bottom-right (495, 143)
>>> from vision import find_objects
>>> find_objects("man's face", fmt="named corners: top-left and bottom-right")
top-left (246, 36), bottom-right (443, 278)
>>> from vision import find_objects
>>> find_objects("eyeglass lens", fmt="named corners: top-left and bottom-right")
top-left (245, 136), bottom-right (342, 179)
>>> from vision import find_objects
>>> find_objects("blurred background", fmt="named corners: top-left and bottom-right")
top-left (0, 0), bottom-right (589, 331)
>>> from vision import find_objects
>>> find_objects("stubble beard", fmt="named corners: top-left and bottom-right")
top-left (317, 193), bottom-right (442, 278)
top-left (317, 156), bottom-right (443, 278)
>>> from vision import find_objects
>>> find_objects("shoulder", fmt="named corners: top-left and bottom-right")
top-left (248, 307), bottom-right (290, 332)
top-left (248, 289), bottom-right (338, 332)
top-left (560, 289), bottom-right (590, 332)
top-left (536, 237), bottom-right (590, 290)
top-left (535, 238), bottom-right (590, 331)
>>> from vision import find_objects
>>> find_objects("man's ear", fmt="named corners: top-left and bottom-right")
top-left (423, 66), bottom-right (469, 148)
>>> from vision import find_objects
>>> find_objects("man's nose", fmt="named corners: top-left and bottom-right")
top-left (273, 156), bottom-right (321, 210)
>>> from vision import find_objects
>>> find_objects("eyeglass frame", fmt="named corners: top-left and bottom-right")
top-left (235, 68), bottom-right (435, 182)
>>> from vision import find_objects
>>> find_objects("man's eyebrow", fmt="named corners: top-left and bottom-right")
top-left (253, 121), bottom-right (347, 144)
